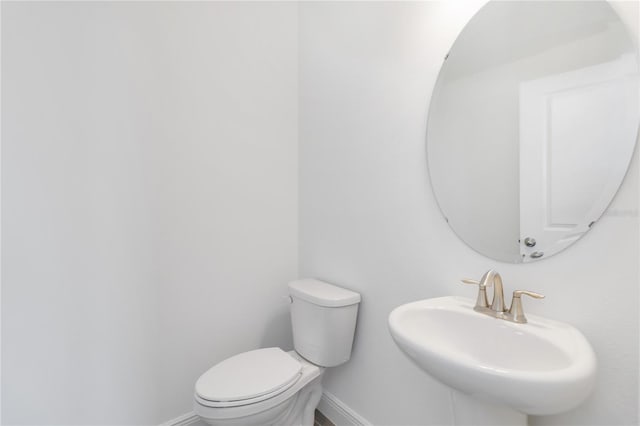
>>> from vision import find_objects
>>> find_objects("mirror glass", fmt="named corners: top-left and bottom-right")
top-left (427, 0), bottom-right (639, 263)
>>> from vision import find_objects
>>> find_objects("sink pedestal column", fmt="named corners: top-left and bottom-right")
top-left (450, 390), bottom-right (527, 426)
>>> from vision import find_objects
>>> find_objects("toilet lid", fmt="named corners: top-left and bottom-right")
top-left (196, 348), bottom-right (302, 404)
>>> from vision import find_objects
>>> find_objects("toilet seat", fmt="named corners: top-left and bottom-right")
top-left (195, 348), bottom-right (303, 408)
top-left (194, 350), bottom-right (325, 424)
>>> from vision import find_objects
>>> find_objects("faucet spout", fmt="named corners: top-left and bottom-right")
top-left (461, 270), bottom-right (544, 323)
top-left (480, 270), bottom-right (505, 313)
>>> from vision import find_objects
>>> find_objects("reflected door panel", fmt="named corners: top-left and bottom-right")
top-left (519, 54), bottom-right (638, 262)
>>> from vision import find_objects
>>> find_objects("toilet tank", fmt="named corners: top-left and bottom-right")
top-left (288, 279), bottom-right (361, 367)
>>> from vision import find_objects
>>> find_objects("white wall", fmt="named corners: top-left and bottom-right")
top-left (1, 2), bottom-right (298, 424)
top-left (299, 1), bottom-right (638, 425)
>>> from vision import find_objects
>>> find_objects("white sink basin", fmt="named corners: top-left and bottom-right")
top-left (388, 296), bottom-right (596, 415)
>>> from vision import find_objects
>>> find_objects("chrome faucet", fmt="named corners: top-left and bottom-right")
top-left (461, 269), bottom-right (544, 324)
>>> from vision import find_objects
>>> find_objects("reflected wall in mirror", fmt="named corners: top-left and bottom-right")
top-left (427, 0), bottom-right (639, 263)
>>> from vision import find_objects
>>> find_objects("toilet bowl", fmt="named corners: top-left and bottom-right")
top-left (194, 279), bottom-right (361, 426)
top-left (194, 349), bottom-right (324, 426)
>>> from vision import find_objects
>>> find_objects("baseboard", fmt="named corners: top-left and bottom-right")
top-left (317, 391), bottom-right (372, 426)
top-left (159, 411), bottom-right (201, 426)
top-left (161, 392), bottom-right (370, 426)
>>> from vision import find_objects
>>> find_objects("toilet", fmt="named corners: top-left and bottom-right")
top-left (193, 278), bottom-right (361, 426)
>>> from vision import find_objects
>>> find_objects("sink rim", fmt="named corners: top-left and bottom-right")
top-left (388, 296), bottom-right (597, 415)
top-left (389, 296), bottom-right (595, 379)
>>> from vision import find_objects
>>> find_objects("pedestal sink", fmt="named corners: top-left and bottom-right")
top-left (388, 296), bottom-right (596, 425)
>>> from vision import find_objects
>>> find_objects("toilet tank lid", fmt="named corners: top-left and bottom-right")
top-left (288, 279), bottom-right (361, 307)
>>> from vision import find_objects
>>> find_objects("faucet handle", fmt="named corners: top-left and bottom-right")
top-left (461, 278), bottom-right (492, 287)
top-left (513, 290), bottom-right (544, 299)
top-left (461, 278), bottom-right (490, 308)
top-left (509, 290), bottom-right (545, 323)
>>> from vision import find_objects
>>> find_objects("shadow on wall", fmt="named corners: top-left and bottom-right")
top-left (260, 308), bottom-right (294, 350)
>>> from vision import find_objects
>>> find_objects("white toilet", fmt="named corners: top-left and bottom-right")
top-left (193, 278), bottom-right (361, 426)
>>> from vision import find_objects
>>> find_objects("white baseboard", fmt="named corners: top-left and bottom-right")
top-left (159, 411), bottom-right (201, 426)
top-left (161, 391), bottom-right (370, 426)
top-left (317, 391), bottom-right (371, 426)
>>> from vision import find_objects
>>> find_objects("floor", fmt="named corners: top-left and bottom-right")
top-left (315, 410), bottom-right (335, 426)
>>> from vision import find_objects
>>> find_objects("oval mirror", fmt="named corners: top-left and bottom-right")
top-left (427, 0), bottom-right (639, 263)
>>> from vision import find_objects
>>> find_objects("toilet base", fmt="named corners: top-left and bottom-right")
top-left (278, 375), bottom-right (323, 426)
